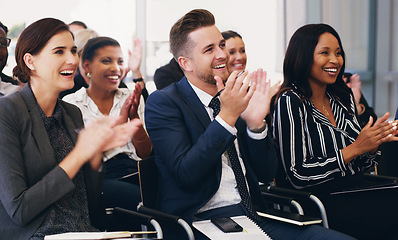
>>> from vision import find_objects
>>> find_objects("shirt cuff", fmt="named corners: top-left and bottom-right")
top-left (215, 115), bottom-right (237, 135)
top-left (246, 124), bottom-right (268, 140)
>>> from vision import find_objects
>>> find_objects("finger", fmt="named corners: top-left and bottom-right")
top-left (234, 70), bottom-right (249, 91)
top-left (244, 80), bottom-right (256, 102)
top-left (373, 112), bottom-right (389, 127)
top-left (214, 76), bottom-right (226, 93)
top-left (239, 71), bottom-right (252, 95)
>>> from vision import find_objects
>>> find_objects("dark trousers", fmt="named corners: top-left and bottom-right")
top-left (102, 154), bottom-right (141, 211)
top-left (193, 204), bottom-right (356, 240)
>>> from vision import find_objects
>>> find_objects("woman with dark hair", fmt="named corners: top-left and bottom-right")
top-left (63, 36), bottom-right (151, 211)
top-left (272, 23), bottom-right (398, 189)
top-left (0, 18), bottom-right (139, 239)
top-left (221, 30), bottom-right (246, 73)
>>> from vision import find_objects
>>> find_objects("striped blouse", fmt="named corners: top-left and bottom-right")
top-left (273, 90), bottom-right (379, 189)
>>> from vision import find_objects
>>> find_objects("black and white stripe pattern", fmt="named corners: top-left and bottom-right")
top-left (273, 90), bottom-right (379, 189)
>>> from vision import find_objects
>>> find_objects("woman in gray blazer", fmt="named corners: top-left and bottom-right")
top-left (0, 18), bottom-right (139, 239)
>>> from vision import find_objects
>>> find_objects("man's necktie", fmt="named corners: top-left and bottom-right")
top-left (208, 96), bottom-right (261, 222)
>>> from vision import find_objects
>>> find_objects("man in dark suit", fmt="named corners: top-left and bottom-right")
top-left (145, 9), bottom-right (354, 240)
top-left (153, 58), bottom-right (184, 90)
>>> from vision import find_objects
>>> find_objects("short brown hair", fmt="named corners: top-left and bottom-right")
top-left (169, 9), bottom-right (215, 60)
top-left (13, 18), bottom-right (71, 83)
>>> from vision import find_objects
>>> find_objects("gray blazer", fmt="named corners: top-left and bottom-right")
top-left (0, 85), bottom-right (104, 239)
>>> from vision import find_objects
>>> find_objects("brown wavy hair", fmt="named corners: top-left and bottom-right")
top-left (13, 18), bottom-right (71, 83)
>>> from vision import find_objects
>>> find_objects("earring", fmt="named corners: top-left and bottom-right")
top-left (86, 72), bottom-right (91, 78)
top-left (31, 67), bottom-right (35, 70)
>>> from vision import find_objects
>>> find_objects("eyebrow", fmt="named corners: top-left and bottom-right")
top-left (201, 39), bottom-right (225, 52)
top-left (51, 46), bottom-right (77, 50)
top-left (202, 43), bottom-right (215, 52)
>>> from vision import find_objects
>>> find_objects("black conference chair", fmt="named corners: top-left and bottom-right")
top-left (137, 156), bottom-right (324, 239)
top-left (137, 156), bottom-right (195, 240)
top-left (271, 164), bottom-right (398, 240)
top-left (105, 207), bottom-right (162, 239)
top-left (377, 141), bottom-right (398, 177)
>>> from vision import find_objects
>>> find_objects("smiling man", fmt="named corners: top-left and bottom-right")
top-left (0, 21), bottom-right (19, 96)
top-left (145, 9), bottom-right (354, 240)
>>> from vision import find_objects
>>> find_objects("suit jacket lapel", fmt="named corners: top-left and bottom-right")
top-left (20, 85), bottom-right (56, 162)
top-left (176, 77), bottom-right (212, 129)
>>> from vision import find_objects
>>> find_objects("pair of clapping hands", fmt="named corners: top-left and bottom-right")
top-left (214, 69), bottom-right (280, 131)
top-left (72, 82), bottom-right (143, 172)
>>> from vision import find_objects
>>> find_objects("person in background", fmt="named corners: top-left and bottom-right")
top-left (222, 29), bottom-right (280, 128)
top-left (63, 36), bottom-right (151, 211)
top-left (0, 18), bottom-right (139, 239)
top-left (124, 37), bottom-right (149, 101)
top-left (272, 23), bottom-right (398, 189)
top-left (0, 21), bottom-right (20, 96)
top-left (221, 30), bottom-right (247, 73)
top-left (342, 72), bottom-right (377, 127)
top-left (68, 20), bottom-right (87, 33)
top-left (153, 58), bottom-right (184, 90)
top-left (145, 9), bottom-right (353, 240)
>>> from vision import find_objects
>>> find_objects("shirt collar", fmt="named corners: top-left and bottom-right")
top-left (187, 80), bottom-right (214, 107)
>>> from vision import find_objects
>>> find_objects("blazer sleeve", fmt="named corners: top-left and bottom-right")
top-left (145, 90), bottom-right (235, 188)
top-left (273, 93), bottom-right (347, 188)
top-left (236, 118), bottom-right (278, 183)
top-left (0, 97), bottom-right (75, 226)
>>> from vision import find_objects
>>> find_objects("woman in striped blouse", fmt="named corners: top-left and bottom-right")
top-left (272, 24), bottom-right (398, 189)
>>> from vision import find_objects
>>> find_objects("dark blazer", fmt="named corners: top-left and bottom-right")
top-left (0, 85), bottom-right (104, 239)
top-left (153, 58), bottom-right (184, 90)
top-left (145, 77), bottom-right (278, 225)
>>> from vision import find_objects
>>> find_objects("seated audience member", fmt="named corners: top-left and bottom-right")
top-left (124, 37), bottom-right (149, 102)
top-left (0, 21), bottom-right (20, 96)
top-left (63, 36), bottom-right (151, 211)
top-left (0, 18), bottom-right (139, 239)
top-left (59, 28), bottom-right (99, 98)
top-left (68, 20), bottom-right (87, 33)
top-left (343, 72), bottom-right (377, 127)
top-left (145, 9), bottom-right (354, 240)
top-left (0, 21), bottom-right (18, 85)
top-left (222, 29), bottom-right (281, 106)
top-left (59, 29), bottom-right (131, 99)
top-left (153, 57), bottom-right (184, 90)
top-left (272, 23), bottom-right (398, 190)
top-left (221, 30), bottom-right (247, 73)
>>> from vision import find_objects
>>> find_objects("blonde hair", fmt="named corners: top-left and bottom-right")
top-left (74, 29), bottom-right (99, 56)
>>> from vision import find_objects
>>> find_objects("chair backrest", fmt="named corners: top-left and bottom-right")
top-left (377, 141), bottom-right (398, 177)
top-left (138, 156), bottom-right (159, 209)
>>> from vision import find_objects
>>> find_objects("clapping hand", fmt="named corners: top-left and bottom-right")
top-left (119, 82), bottom-right (143, 123)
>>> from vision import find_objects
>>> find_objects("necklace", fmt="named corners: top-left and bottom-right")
top-left (321, 104), bottom-right (330, 116)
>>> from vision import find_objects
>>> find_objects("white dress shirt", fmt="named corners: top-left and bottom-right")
top-left (186, 82), bottom-right (268, 213)
top-left (63, 87), bottom-right (145, 161)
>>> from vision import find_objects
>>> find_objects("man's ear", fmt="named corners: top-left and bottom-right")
top-left (23, 53), bottom-right (35, 71)
top-left (178, 56), bottom-right (192, 72)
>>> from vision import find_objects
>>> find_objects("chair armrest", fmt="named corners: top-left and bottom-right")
top-left (138, 206), bottom-right (180, 223)
top-left (106, 207), bottom-right (163, 239)
top-left (363, 173), bottom-right (398, 183)
top-left (263, 186), bottom-right (329, 228)
top-left (138, 206), bottom-right (195, 240)
top-left (264, 186), bottom-right (313, 200)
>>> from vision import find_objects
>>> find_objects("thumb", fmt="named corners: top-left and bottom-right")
top-left (365, 116), bottom-right (373, 129)
top-left (214, 76), bottom-right (225, 92)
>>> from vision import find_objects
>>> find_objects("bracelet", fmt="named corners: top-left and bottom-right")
top-left (133, 77), bottom-right (143, 83)
top-left (249, 120), bottom-right (267, 133)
